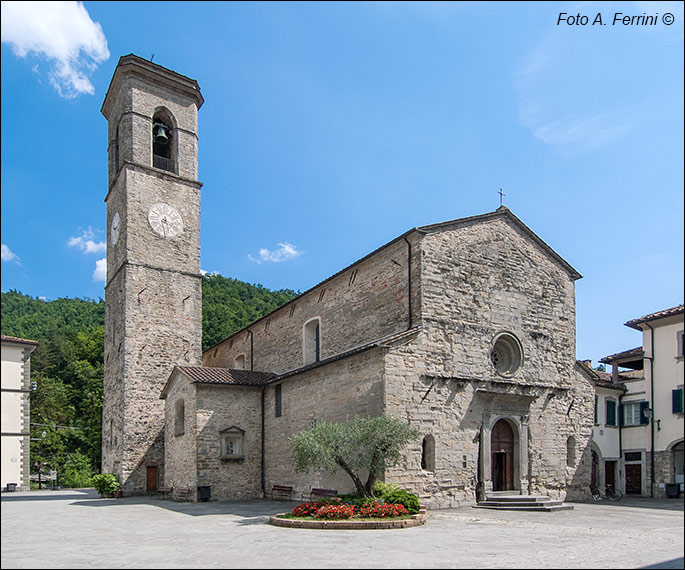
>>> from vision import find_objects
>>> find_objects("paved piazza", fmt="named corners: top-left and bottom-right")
top-left (1, 489), bottom-right (683, 569)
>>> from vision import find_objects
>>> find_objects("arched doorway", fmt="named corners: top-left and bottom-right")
top-left (491, 419), bottom-right (515, 491)
top-left (591, 450), bottom-right (599, 488)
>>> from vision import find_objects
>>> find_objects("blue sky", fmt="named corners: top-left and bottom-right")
top-left (1, 1), bottom-right (683, 364)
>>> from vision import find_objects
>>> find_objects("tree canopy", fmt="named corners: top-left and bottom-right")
top-left (291, 414), bottom-right (420, 497)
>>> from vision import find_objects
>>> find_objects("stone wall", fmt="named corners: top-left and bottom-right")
top-left (163, 373), bottom-right (198, 500)
top-left (262, 348), bottom-right (386, 498)
top-left (202, 233), bottom-right (421, 374)
top-left (195, 384), bottom-right (263, 500)
top-left (418, 217), bottom-right (577, 385)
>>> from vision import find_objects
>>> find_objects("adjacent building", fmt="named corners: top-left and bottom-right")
top-left (576, 360), bottom-right (626, 494)
top-left (1, 334), bottom-right (38, 491)
top-left (600, 305), bottom-right (684, 498)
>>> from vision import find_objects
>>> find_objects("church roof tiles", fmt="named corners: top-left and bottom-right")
top-left (173, 366), bottom-right (275, 386)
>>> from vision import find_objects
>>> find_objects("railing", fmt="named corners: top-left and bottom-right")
top-left (153, 155), bottom-right (174, 172)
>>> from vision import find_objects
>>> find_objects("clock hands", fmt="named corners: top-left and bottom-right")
top-left (161, 216), bottom-right (169, 237)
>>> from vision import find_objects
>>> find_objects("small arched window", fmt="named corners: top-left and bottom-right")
top-left (175, 399), bottom-right (185, 436)
top-left (303, 318), bottom-right (321, 365)
top-left (152, 108), bottom-right (176, 173)
top-left (234, 354), bottom-right (245, 370)
top-left (566, 436), bottom-right (576, 467)
top-left (421, 434), bottom-right (435, 472)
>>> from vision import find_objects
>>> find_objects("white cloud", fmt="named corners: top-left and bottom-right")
top-left (1, 244), bottom-right (21, 264)
top-left (248, 242), bottom-right (302, 263)
top-left (92, 258), bottom-right (106, 282)
top-left (68, 228), bottom-right (106, 254)
top-left (1, 1), bottom-right (109, 98)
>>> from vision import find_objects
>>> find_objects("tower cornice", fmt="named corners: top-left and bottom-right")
top-left (101, 53), bottom-right (204, 120)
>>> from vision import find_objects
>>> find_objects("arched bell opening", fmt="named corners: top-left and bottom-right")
top-left (152, 107), bottom-right (177, 173)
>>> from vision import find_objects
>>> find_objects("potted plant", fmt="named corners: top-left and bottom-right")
top-left (92, 474), bottom-right (121, 498)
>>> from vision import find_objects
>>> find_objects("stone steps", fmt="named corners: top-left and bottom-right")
top-left (474, 493), bottom-right (574, 512)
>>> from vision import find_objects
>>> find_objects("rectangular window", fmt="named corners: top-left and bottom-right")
top-left (678, 330), bottom-right (685, 357)
top-left (623, 402), bottom-right (641, 426)
top-left (673, 388), bottom-right (684, 414)
top-left (622, 401), bottom-right (650, 426)
top-left (606, 399), bottom-right (616, 426)
top-left (275, 384), bottom-right (282, 418)
top-left (624, 451), bottom-right (642, 462)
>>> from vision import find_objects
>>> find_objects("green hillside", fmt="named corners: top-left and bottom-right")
top-left (0, 274), bottom-right (298, 483)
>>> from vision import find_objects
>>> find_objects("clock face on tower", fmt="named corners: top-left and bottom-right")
top-left (111, 212), bottom-right (120, 245)
top-left (147, 203), bottom-right (183, 238)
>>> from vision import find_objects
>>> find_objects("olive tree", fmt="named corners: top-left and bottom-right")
top-left (291, 414), bottom-right (420, 497)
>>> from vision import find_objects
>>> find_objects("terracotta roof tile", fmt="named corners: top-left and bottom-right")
top-left (1, 334), bottom-right (39, 346)
top-left (175, 366), bottom-right (275, 386)
top-left (625, 304), bottom-right (684, 330)
top-left (600, 346), bottom-right (643, 364)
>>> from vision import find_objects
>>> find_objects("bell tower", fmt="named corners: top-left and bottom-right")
top-left (101, 55), bottom-right (203, 494)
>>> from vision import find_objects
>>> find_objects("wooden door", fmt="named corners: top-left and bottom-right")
top-left (146, 466), bottom-right (158, 492)
top-left (605, 460), bottom-right (617, 491)
top-left (491, 419), bottom-right (515, 491)
top-left (625, 464), bottom-right (642, 494)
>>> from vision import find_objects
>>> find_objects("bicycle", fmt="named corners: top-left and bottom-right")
top-left (590, 484), bottom-right (623, 501)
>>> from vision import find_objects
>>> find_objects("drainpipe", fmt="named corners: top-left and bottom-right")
top-left (618, 391), bottom-right (624, 492)
top-left (247, 329), bottom-right (254, 371)
top-left (261, 386), bottom-right (266, 496)
top-left (644, 322), bottom-right (655, 498)
top-left (404, 237), bottom-right (412, 330)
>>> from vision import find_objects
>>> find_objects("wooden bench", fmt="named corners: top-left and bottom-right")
top-left (157, 486), bottom-right (173, 499)
top-left (177, 486), bottom-right (193, 501)
top-left (303, 488), bottom-right (337, 502)
top-left (270, 485), bottom-right (294, 501)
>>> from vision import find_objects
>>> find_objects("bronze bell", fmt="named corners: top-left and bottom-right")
top-left (154, 123), bottom-right (169, 145)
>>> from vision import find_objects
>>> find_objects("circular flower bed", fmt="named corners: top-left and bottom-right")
top-left (270, 500), bottom-right (426, 530)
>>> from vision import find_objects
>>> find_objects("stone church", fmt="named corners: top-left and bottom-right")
top-left (101, 54), bottom-right (594, 509)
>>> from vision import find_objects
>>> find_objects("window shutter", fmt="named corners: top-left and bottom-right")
top-left (614, 402), bottom-right (621, 427)
top-left (639, 401), bottom-right (650, 425)
top-left (607, 400), bottom-right (616, 426)
top-left (673, 389), bottom-right (684, 414)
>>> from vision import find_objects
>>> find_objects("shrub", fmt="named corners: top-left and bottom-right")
top-left (92, 473), bottom-right (121, 496)
top-left (383, 489), bottom-right (420, 514)
top-left (336, 493), bottom-right (377, 509)
top-left (357, 501), bottom-right (408, 518)
top-left (315, 504), bottom-right (357, 519)
top-left (372, 481), bottom-right (401, 498)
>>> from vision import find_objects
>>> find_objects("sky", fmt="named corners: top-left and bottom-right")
top-left (1, 1), bottom-right (683, 364)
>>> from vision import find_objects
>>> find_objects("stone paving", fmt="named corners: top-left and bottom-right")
top-left (1, 489), bottom-right (683, 569)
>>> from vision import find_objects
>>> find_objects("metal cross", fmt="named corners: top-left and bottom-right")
top-left (498, 188), bottom-right (505, 206)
